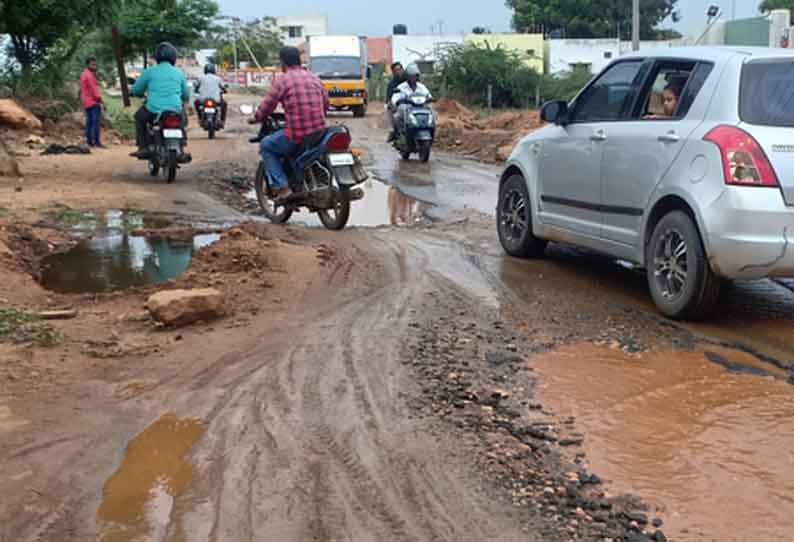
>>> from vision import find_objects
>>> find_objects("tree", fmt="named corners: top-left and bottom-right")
top-left (0, 0), bottom-right (113, 73)
top-left (439, 43), bottom-right (541, 108)
top-left (505, 0), bottom-right (678, 40)
top-left (760, 0), bottom-right (794, 14)
top-left (215, 18), bottom-right (284, 68)
top-left (472, 26), bottom-right (490, 34)
top-left (119, 0), bottom-right (220, 61)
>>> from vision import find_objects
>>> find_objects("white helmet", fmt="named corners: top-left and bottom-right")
top-left (405, 64), bottom-right (421, 77)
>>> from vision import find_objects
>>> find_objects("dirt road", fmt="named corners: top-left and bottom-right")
top-left (1, 101), bottom-right (793, 542)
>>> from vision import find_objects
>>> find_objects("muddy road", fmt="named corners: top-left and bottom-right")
top-left (1, 101), bottom-right (793, 542)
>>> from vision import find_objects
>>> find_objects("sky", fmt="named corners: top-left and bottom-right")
top-left (217, 0), bottom-right (763, 38)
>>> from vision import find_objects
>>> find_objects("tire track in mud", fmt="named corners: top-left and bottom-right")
top-left (170, 235), bottom-right (530, 542)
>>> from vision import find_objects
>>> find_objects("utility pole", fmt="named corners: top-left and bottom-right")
top-left (732, 0), bottom-right (736, 19)
top-left (632, 0), bottom-right (640, 51)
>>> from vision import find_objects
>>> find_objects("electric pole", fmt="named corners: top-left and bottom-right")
top-left (632, 0), bottom-right (640, 51)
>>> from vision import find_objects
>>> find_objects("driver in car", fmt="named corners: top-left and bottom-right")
top-left (252, 46), bottom-right (329, 202)
top-left (390, 65), bottom-right (432, 138)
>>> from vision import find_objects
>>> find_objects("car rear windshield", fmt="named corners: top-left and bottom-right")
top-left (740, 59), bottom-right (794, 126)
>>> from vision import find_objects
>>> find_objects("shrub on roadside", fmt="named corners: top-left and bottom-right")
top-left (540, 66), bottom-right (594, 104)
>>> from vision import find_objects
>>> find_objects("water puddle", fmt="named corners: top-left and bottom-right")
top-left (530, 343), bottom-right (794, 542)
top-left (97, 414), bottom-right (204, 542)
top-left (51, 208), bottom-right (174, 235)
top-left (39, 232), bottom-right (220, 293)
top-left (246, 179), bottom-right (433, 227)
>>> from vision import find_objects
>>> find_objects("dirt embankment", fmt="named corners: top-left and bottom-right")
top-left (434, 98), bottom-right (544, 163)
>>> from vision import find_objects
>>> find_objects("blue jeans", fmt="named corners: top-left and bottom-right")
top-left (260, 130), bottom-right (299, 190)
top-left (85, 105), bottom-right (101, 146)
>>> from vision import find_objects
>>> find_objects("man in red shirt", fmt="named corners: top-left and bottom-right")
top-left (79, 57), bottom-right (105, 148)
top-left (253, 46), bottom-right (329, 200)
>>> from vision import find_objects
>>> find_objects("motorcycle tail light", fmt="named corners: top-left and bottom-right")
top-left (162, 115), bottom-right (182, 129)
top-left (326, 131), bottom-right (351, 151)
top-left (205, 100), bottom-right (215, 107)
top-left (704, 125), bottom-right (779, 187)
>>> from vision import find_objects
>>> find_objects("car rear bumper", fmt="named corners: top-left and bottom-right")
top-left (704, 187), bottom-right (794, 280)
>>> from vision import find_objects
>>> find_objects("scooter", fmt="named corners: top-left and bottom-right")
top-left (392, 94), bottom-right (435, 163)
top-left (247, 109), bottom-right (369, 230)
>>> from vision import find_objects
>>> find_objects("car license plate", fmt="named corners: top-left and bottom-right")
top-left (204, 108), bottom-right (216, 113)
top-left (328, 153), bottom-right (354, 166)
top-left (163, 129), bottom-right (183, 139)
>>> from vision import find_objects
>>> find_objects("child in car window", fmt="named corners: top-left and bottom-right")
top-left (645, 77), bottom-right (686, 119)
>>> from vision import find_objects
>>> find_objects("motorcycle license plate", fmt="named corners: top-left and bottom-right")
top-left (204, 108), bottom-right (216, 113)
top-left (328, 153), bottom-right (355, 166)
top-left (163, 129), bottom-right (183, 139)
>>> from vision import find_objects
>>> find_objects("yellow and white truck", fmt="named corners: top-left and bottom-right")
top-left (307, 35), bottom-right (369, 117)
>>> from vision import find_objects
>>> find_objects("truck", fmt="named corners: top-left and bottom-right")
top-left (307, 35), bottom-right (369, 117)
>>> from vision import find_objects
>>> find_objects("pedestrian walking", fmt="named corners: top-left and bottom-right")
top-left (80, 57), bottom-right (106, 148)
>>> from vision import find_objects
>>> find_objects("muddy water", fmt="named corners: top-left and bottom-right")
top-left (530, 343), bottom-right (794, 542)
top-left (39, 233), bottom-right (220, 293)
top-left (98, 414), bottom-right (203, 542)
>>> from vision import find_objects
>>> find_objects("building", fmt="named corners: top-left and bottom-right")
top-left (367, 37), bottom-right (393, 67)
top-left (545, 39), bottom-right (620, 75)
top-left (465, 33), bottom-right (544, 73)
top-left (276, 15), bottom-right (328, 47)
top-left (698, 9), bottom-right (791, 48)
top-left (391, 34), bottom-right (464, 73)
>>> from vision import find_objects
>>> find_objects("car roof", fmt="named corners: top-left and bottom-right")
top-left (620, 46), bottom-right (794, 63)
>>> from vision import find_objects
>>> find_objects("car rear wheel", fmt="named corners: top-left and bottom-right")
top-left (647, 210), bottom-right (723, 320)
top-left (497, 174), bottom-right (546, 258)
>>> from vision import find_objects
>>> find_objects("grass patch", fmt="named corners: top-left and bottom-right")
top-left (103, 93), bottom-right (143, 140)
top-left (0, 207), bottom-right (9, 217)
top-left (47, 207), bottom-right (97, 226)
top-left (0, 309), bottom-right (61, 347)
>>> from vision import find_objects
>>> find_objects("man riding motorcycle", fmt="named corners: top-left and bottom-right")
top-left (130, 42), bottom-right (191, 159)
top-left (250, 46), bottom-right (329, 201)
top-left (194, 63), bottom-right (228, 126)
top-left (390, 65), bottom-right (432, 137)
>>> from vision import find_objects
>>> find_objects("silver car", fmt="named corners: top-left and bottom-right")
top-left (498, 46), bottom-right (794, 320)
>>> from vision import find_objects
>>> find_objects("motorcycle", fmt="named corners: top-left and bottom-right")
top-left (392, 94), bottom-right (435, 163)
top-left (249, 111), bottom-right (369, 230)
top-left (137, 110), bottom-right (191, 183)
top-left (197, 97), bottom-right (223, 139)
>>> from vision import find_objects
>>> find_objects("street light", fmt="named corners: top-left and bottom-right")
top-left (632, 0), bottom-right (640, 52)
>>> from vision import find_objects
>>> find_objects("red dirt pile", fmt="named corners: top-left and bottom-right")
top-left (434, 98), bottom-right (544, 163)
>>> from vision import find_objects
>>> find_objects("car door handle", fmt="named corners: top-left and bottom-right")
top-left (658, 132), bottom-right (680, 143)
top-left (590, 130), bottom-right (607, 142)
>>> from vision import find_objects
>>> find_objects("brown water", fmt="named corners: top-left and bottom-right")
top-left (530, 343), bottom-right (794, 542)
top-left (97, 414), bottom-right (204, 542)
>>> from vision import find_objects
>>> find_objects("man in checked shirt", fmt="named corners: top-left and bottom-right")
top-left (252, 46), bottom-right (330, 201)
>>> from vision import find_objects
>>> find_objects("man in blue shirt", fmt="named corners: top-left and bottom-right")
top-left (130, 42), bottom-right (191, 158)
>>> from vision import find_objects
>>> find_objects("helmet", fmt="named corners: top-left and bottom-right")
top-left (155, 42), bottom-right (178, 65)
top-left (405, 64), bottom-right (421, 78)
top-left (204, 63), bottom-right (216, 74)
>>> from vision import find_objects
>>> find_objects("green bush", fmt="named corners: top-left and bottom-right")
top-left (103, 93), bottom-right (142, 139)
top-left (438, 43), bottom-right (541, 108)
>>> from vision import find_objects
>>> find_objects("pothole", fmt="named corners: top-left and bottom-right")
top-left (39, 231), bottom-right (220, 293)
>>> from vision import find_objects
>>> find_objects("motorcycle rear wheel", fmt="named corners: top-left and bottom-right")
top-left (166, 150), bottom-right (177, 184)
top-left (318, 186), bottom-right (350, 231)
top-left (254, 162), bottom-right (293, 224)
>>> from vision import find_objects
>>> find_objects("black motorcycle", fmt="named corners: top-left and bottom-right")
top-left (138, 111), bottom-right (191, 183)
top-left (197, 97), bottom-right (223, 139)
top-left (250, 113), bottom-right (369, 230)
top-left (392, 94), bottom-right (435, 162)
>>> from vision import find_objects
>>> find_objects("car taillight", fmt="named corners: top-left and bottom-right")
top-left (326, 131), bottom-right (351, 151)
top-left (703, 125), bottom-right (779, 187)
top-left (162, 115), bottom-right (182, 129)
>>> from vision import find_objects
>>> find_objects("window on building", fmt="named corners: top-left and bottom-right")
top-left (287, 26), bottom-right (303, 38)
top-left (604, 51), bottom-right (613, 59)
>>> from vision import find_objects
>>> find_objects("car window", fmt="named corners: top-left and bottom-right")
top-left (636, 61), bottom-right (696, 120)
top-left (740, 59), bottom-right (794, 126)
top-left (570, 61), bottom-right (644, 123)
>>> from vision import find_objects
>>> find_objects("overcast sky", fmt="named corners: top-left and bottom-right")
top-left (217, 0), bottom-right (762, 38)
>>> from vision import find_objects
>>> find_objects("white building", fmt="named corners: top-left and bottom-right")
top-left (545, 39), bottom-right (620, 75)
top-left (276, 15), bottom-right (328, 47)
top-left (392, 35), bottom-right (464, 72)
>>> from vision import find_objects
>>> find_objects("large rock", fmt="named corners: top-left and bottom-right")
top-left (146, 288), bottom-right (225, 327)
top-left (0, 99), bottom-right (42, 130)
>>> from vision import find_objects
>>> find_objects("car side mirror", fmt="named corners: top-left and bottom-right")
top-left (540, 100), bottom-right (569, 125)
